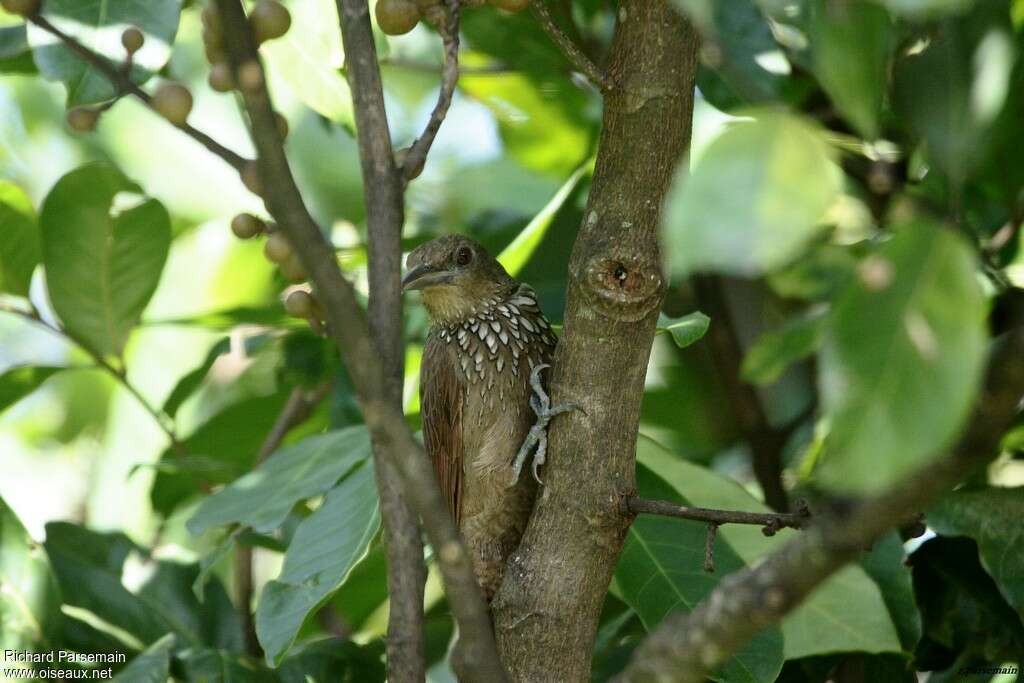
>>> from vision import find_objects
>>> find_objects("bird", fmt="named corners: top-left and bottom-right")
top-left (403, 234), bottom-right (559, 601)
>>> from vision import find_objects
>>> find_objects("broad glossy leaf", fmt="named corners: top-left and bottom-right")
top-left (256, 462), bottom-right (380, 664)
top-left (41, 163), bottom-right (171, 357)
top-left (808, 0), bottom-right (893, 138)
top-left (741, 307), bottom-right (827, 385)
top-left (111, 633), bottom-right (174, 683)
top-left (929, 487), bottom-right (1024, 618)
top-left (663, 112), bottom-right (842, 277)
top-left (0, 496), bottom-right (61, 651)
top-left (656, 312), bottom-right (711, 349)
top-left (498, 162), bottom-right (589, 277)
top-left (261, 0), bottom-right (353, 130)
top-left (617, 463), bottom-right (785, 683)
top-left (818, 221), bottom-right (986, 493)
top-left (636, 437), bottom-right (903, 659)
top-left (26, 0), bottom-right (181, 105)
top-left (0, 180), bottom-right (39, 296)
top-left (0, 366), bottom-right (63, 415)
top-left (187, 426), bottom-right (372, 535)
top-left (858, 532), bottom-right (922, 651)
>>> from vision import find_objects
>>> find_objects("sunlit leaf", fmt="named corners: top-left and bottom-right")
top-left (0, 180), bottom-right (39, 297)
top-left (40, 163), bottom-right (171, 357)
top-left (26, 0), bottom-right (181, 105)
top-left (0, 496), bottom-right (61, 652)
top-left (663, 112), bottom-right (842, 277)
top-left (655, 311), bottom-right (710, 349)
top-left (818, 220), bottom-right (987, 493)
top-left (256, 461), bottom-right (380, 664)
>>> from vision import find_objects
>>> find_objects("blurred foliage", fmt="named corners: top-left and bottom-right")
top-left (0, 0), bottom-right (1022, 681)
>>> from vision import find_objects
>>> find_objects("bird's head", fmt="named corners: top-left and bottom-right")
top-left (402, 235), bottom-right (515, 324)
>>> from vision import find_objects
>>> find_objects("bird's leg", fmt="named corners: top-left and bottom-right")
top-left (508, 364), bottom-right (582, 486)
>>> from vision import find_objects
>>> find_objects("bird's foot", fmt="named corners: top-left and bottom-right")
top-left (508, 364), bottom-right (583, 487)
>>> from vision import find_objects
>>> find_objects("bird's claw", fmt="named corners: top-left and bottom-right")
top-left (508, 364), bottom-right (582, 487)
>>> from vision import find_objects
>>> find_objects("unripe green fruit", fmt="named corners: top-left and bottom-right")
top-left (121, 27), bottom-right (145, 54)
top-left (1, 0), bottom-right (40, 17)
top-left (241, 161), bottom-right (262, 195)
top-left (250, 1), bottom-right (291, 44)
top-left (66, 107), bottom-right (99, 132)
top-left (231, 213), bottom-right (265, 239)
top-left (208, 62), bottom-right (234, 92)
top-left (376, 0), bottom-right (420, 36)
top-left (280, 253), bottom-right (309, 282)
top-left (264, 232), bottom-right (293, 264)
top-left (151, 83), bottom-right (193, 126)
top-left (490, 0), bottom-right (529, 10)
top-left (284, 290), bottom-right (315, 318)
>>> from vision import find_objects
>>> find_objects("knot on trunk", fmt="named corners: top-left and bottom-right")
top-left (581, 252), bottom-right (663, 322)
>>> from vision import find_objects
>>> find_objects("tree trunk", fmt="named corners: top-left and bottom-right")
top-left (491, 3), bottom-right (699, 680)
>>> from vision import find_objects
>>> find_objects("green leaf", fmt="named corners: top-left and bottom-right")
top-left (26, 0), bottom-right (181, 105)
top-left (663, 112), bottom-right (842, 277)
top-left (881, 0), bottom-right (974, 18)
top-left (818, 220), bottom-right (987, 493)
top-left (808, 0), bottom-right (893, 138)
top-left (187, 426), bottom-right (372, 536)
top-left (178, 649), bottom-right (278, 682)
top-left (0, 180), bottom-right (40, 296)
top-left (256, 461), bottom-right (380, 664)
top-left (497, 162), bottom-right (589, 277)
top-left (146, 305), bottom-right (301, 330)
top-left (162, 337), bottom-right (231, 419)
top-left (636, 437), bottom-right (903, 660)
top-left (0, 496), bottom-right (61, 652)
top-left (858, 532), bottom-right (922, 651)
top-left (111, 633), bottom-right (175, 683)
top-left (928, 487), bottom-right (1024, 619)
top-left (277, 639), bottom-right (387, 683)
top-left (40, 163), bottom-right (171, 358)
top-left (0, 366), bottom-right (63, 415)
top-left (616, 463), bottom-right (785, 683)
top-left (261, 0), bottom-right (353, 130)
top-left (656, 311), bottom-right (711, 349)
top-left (192, 532), bottom-right (237, 602)
top-left (741, 308), bottom-right (827, 385)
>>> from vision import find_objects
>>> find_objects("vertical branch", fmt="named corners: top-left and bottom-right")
top-left (691, 275), bottom-right (790, 511)
top-left (335, 1), bottom-right (427, 679)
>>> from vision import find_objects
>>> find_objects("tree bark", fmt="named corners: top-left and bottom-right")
top-left (491, 3), bottom-right (699, 680)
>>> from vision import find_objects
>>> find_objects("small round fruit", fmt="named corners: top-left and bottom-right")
top-left (264, 232), bottom-right (293, 264)
top-left (66, 107), bottom-right (99, 132)
top-left (241, 161), bottom-right (263, 195)
top-left (280, 253), bottom-right (309, 282)
top-left (231, 213), bottom-right (265, 239)
top-left (490, 0), bottom-right (529, 10)
top-left (121, 27), bottom-right (145, 54)
top-left (250, 1), bottom-right (292, 44)
top-left (273, 112), bottom-right (289, 139)
top-left (0, 0), bottom-right (40, 16)
top-left (208, 62), bottom-right (234, 92)
top-left (376, 0), bottom-right (420, 36)
top-left (151, 83), bottom-right (193, 126)
top-left (284, 290), bottom-right (315, 318)
top-left (237, 60), bottom-right (263, 92)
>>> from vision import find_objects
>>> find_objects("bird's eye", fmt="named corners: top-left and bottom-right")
top-left (455, 246), bottom-right (473, 266)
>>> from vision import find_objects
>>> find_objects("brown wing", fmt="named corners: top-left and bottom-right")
top-left (421, 333), bottom-right (464, 525)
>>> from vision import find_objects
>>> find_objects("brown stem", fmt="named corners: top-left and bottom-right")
top-left (530, 0), bottom-right (613, 91)
top-left (624, 496), bottom-right (809, 535)
top-left (703, 523), bottom-right (718, 573)
top-left (617, 326), bottom-right (1024, 682)
top-left (214, 2), bottom-right (504, 680)
top-left (27, 14), bottom-right (248, 172)
top-left (399, 0), bottom-right (460, 183)
top-left (691, 275), bottom-right (790, 511)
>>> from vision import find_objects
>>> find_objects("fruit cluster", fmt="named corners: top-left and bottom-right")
top-left (376, 0), bottom-right (529, 36)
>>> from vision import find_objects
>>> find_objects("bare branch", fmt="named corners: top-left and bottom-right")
top-left (617, 326), bottom-right (1024, 683)
top-left (624, 496), bottom-right (810, 536)
top-left (530, 0), bottom-right (613, 92)
top-left (399, 0), bottom-right (460, 183)
top-left (26, 14), bottom-right (248, 172)
top-left (214, 2), bottom-right (505, 680)
top-left (703, 523), bottom-right (718, 573)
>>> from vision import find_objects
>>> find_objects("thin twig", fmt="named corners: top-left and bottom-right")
top-left (624, 496), bottom-right (810, 536)
top-left (703, 523), bottom-right (718, 573)
top-left (382, 56), bottom-right (512, 75)
top-left (400, 0), bottom-right (460, 183)
top-left (27, 14), bottom-right (248, 172)
top-left (530, 0), bottom-right (613, 91)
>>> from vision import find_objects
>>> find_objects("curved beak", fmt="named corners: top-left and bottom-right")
top-left (401, 264), bottom-right (455, 291)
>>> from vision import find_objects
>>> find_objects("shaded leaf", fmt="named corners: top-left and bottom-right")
top-left (278, 638), bottom-right (386, 683)
top-left (187, 426), bottom-right (371, 535)
top-left (162, 337), bottom-right (231, 419)
top-left (255, 461), bottom-right (380, 664)
top-left (0, 366), bottom-right (63, 415)
top-left (40, 163), bottom-right (171, 357)
top-left (0, 180), bottom-right (40, 297)
top-left (858, 532), bottom-right (922, 651)
top-left (656, 311), bottom-right (711, 349)
top-left (111, 633), bottom-right (174, 683)
top-left (178, 648), bottom-right (278, 683)
top-left (742, 307), bottom-right (827, 385)
top-left (0, 495), bottom-right (61, 651)
top-left (818, 220), bottom-right (987, 493)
